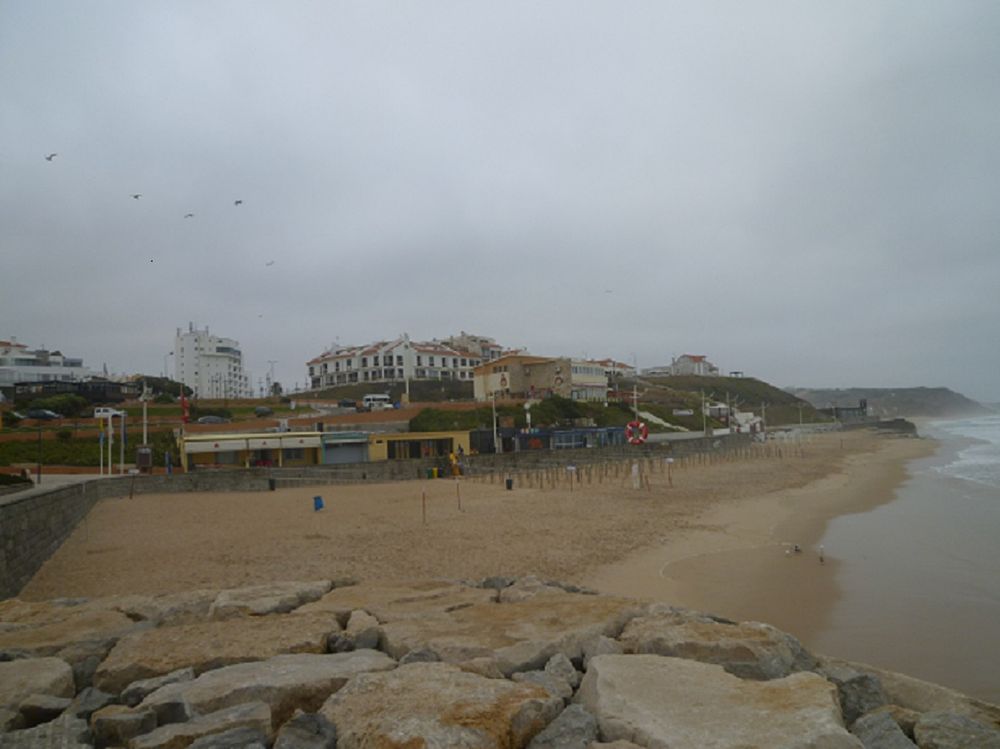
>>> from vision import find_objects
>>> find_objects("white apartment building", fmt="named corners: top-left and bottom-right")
top-left (174, 324), bottom-right (251, 399)
top-left (307, 334), bottom-right (487, 390)
top-left (0, 338), bottom-right (95, 388)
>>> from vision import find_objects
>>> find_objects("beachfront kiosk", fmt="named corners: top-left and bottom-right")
top-left (178, 430), bottom-right (470, 471)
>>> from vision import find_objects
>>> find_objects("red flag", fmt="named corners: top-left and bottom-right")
top-left (180, 391), bottom-right (190, 424)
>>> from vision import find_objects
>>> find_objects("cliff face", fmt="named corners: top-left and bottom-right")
top-left (790, 387), bottom-right (989, 418)
top-left (2, 576), bottom-right (999, 748)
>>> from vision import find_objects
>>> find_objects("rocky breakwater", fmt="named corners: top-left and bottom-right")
top-left (1, 577), bottom-right (998, 749)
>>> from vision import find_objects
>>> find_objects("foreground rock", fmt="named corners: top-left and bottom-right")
top-left (140, 650), bottom-right (396, 727)
top-left (577, 654), bottom-right (861, 748)
top-left (306, 581), bottom-right (644, 676)
top-left (208, 580), bottom-right (333, 619)
top-left (3, 576), bottom-right (999, 748)
top-left (619, 606), bottom-right (817, 680)
top-left (321, 662), bottom-right (562, 749)
top-left (0, 657), bottom-right (75, 709)
top-left (130, 700), bottom-right (272, 749)
top-left (94, 611), bottom-right (340, 694)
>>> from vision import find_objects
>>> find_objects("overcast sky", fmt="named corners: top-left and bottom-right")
top-left (3, 2), bottom-right (998, 401)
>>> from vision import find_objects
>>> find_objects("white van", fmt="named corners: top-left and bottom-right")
top-left (94, 407), bottom-right (124, 419)
top-left (362, 394), bottom-right (393, 411)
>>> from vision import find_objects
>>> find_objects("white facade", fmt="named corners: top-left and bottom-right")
top-left (0, 338), bottom-right (94, 387)
top-left (307, 334), bottom-right (486, 390)
top-left (174, 324), bottom-right (251, 398)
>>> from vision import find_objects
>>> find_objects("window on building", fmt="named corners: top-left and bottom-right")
top-left (460, 358), bottom-right (467, 366)
top-left (416, 355), bottom-right (422, 366)
top-left (396, 356), bottom-right (403, 366)
top-left (429, 357), bottom-right (435, 366)
top-left (361, 357), bottom-right (367, 367)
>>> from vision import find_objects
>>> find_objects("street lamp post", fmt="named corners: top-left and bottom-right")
top-left (36, 426), bottom-right (42, 484)
top-left (163, 351), bottom-right (174, 379)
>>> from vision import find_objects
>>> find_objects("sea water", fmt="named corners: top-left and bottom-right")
top-left (812, 414), bottom-right (1000, 703)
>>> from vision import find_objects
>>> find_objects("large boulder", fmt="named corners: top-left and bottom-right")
top-left (367, 589), bottom-right (644, 676)
top-left (187, 725), bottom-right (269, 748)
top-left (89, 704), bottom-right (158, 747)
top-left (577, 655), bottom-right (861, 749)
top-left (273, 711), bottom-right (337, 749)
top-left (619, 608), bottom-right (816, 680)
top-left (818, 656), bottom-right (1000, 729)
top-left (104, 589), bottom-right (221, 627)
top-left (208, 581), bottom-right (333, 619)
top-left (320, 662), bottom-right (562, 749)
top-left (93, 611), bottom-right (339, 694)
top-left (818, 663), bottom-right (889, 726)
top-left (16, 693), bottom-right (71, 728)
top-left (140, 650), bottom-right (396, 728)
top-left (0, 714), bottom-right (91, 748)
top-left (130, 700), bottom-right (272, 749)
top-left (912, 711), bottom-right (1000, 749)
top-left (121, 668), bottom-right (196, 708)
top-left (0, 657), bottom-right (75, 710)
top-left (0, 599), bottom-right (137, 658)
top-left (526, 704), bottom-right (597, 749)
top-left (295, 580), bottom-right (497, 625)
top-left (850, 710), bottom-right (916, 748)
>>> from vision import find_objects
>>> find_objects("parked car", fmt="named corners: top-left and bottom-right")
top-left (337, 399), bottom-right (357, 409)
top-left (26, 409), bottom-right (62, 420)
top-left (254, 406), bottom-right (273, 417)
top-left (94, 407), bottom-right (124, 419)
top-left (196, 415), bottom-right (229, 424)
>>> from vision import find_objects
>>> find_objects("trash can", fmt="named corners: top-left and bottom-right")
top-left (505, 477), bottom-right (513, 491)
top-left (268, 478), bottom-right (276, 491)
top-left (426, 467), bottom-right (434, 479)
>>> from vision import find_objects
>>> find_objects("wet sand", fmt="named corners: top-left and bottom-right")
top-left (584, 434), bottom-right (934, 646)
top-left (20, 431), bottom-right (928, 642)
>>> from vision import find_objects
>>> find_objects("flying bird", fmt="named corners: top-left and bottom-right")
top-left (234, 199), bottom-right (243, 206)
top-left (44, 153), bottom-right (58, 161)
top-left (265, 260), bottom-right (275, 266)
top-left (183, 213), bottom-right (194, 219)
top-left (130, 194), bottom-right (142, 200)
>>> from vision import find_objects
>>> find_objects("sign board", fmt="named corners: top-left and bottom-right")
top-left (673, 409), bottom-right (694, 416)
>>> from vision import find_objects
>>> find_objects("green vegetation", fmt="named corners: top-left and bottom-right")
top-left (638, 375), bottom-right (828, 427)
top-left (20, 394), bottom-right (90, 418)
top-left (188, 404), bottom-right (232, 420)
top-left (0, 429), bottom-right (178, 468)
top-left (409, 397), bottom-right (641, 432)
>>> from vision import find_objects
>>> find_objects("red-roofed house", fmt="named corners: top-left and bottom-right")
top-left (668, 354), bottom-right (720, 376)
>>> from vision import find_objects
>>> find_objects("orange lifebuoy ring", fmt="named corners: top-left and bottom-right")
top-left (553, 376), bottom-right (563, 386)
top-left (626, 420), bottom-right (648, 445)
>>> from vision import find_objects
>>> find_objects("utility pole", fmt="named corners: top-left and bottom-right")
top-left (701, 390), bottom-right (708, 436)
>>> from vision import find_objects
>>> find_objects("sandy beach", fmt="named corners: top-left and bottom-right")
top-left (20, 430), bottom-right (932, 649)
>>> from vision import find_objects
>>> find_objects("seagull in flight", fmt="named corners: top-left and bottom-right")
top-left (183, 213), bottom-right (195, 219)
top-left (265, 260), bottom-right (275, 266)
top-left (234, 199), bottom-right (243, 206)
top-left (130, 193), bottom-right (142, 200)
top-left (44, 153), bottom-right (58, 161)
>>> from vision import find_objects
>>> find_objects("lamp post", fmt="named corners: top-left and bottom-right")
top-left (491, 391), bottom-right (500, 454)
top-left (163, 351), bottom-right (173, 379)
top-left (36, 426), bottom-right (42, 484)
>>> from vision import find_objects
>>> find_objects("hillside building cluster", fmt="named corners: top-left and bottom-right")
top-left (2, 323), bottom-right (733, 408)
